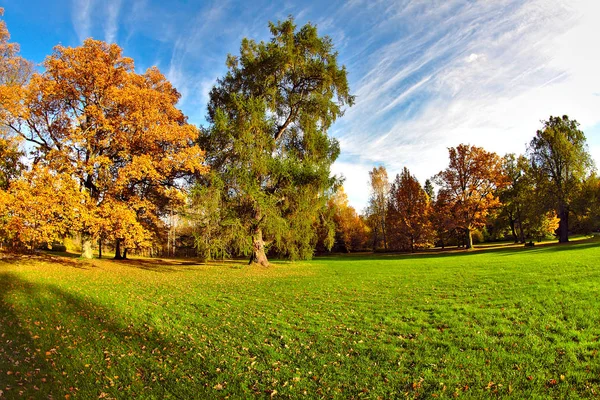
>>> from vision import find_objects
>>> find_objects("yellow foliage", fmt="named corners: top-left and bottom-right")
top-left (1, 166), bottom-right (87, 249)
top-left (3, 38), bottom-right (208, 251)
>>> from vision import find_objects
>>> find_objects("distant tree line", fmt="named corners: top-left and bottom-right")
top-left (333, 116), bottom-right (597, 253)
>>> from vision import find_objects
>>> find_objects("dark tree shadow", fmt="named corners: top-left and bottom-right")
top-left (111, 257), bottom-right (248, 273)
top-left (114, 258), bottom-right (201, 272)
top-left (0, 274), bottom-right (58, 397)
top-left (0, 252), bottom-right (90, 269)
top-left (317, 237), bottom-right (600, 262)
top-left (0, 272), bottom-right (219, 398)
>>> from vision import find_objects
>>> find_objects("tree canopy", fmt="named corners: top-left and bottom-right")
top-left (1, 7), bottom-right (600, 259)
top-left (387, 167), bottom-right (433, 252)
top-left (200, 17), bottom-right (354, 266)
top-left (5, 39), bottom-right (206, 256)
top-left (528, 115), bottom-right (594, 242)
top-left (435, 144), bottom-right (507, 249)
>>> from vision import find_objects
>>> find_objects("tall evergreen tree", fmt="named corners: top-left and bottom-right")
top-left (201, 17), bottom-right (354, 266)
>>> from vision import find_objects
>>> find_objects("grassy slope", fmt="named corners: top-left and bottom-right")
top-left (1, 240), bottom-right (599, 399)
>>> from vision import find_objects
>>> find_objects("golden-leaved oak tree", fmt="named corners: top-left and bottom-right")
top-left (0, 166), bottom-right (87, 250)
top-left (6, 39), bottom-right (207, 258)
top-left (434, 144), bottom-right (507, 249)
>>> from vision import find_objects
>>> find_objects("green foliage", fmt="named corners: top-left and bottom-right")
top-left (423, 178), bottom-right (435, 201)
top-left (199, 17), bottom-right (353, 263)
top-left (498, 153), bottom-right (557, 243)
top-left (570, 173), bottom-right (600, 233)
top-left (470, 228), bottom-right (484, 244)
top-left (2, 240), bottom-right (600, 397)
top-left (188, 173), bottom-right (250, 261)
top-left (528, 115), bottom-right (594, 242)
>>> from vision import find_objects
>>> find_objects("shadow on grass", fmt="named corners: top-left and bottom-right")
top-left (0, 252), bottom-right (90, 269)
top-left (0, 252), bottom-right (250, 273)
top-left (500, 239), bottom-right (600, 255)
top-left (0, 272), bottom-right (217, 398)
top-left (0, 274), bottom-right (57, 397)
top-left (108, 257), bottom-right (247, 273)
top-left (316, 237), bottom-right (600, 262)
top-left (113, 257), bottom-right (202, 272)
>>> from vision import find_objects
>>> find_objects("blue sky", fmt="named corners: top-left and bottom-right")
top-left (2, 0), bottom-right (599, 211)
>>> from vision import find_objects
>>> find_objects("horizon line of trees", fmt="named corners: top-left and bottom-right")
top-left (331, 117), bottom-right (598, 253)
top-left (1, 8), bottom-right (598, 264)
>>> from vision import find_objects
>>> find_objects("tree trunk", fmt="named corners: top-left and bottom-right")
top-left (558, 204), bottom-right (569, 243)
top-left (509, 217), bottom-right (517, 243)
top-left (372, 226), bottom-right (379, 251)
top-left (98, 239), bottom-right (102, 259)
top-left (114, 239), bottom-right (123, 260)
top-left (381, 217), bottom-right (388, 251)
top-left (122, 248), bottom-right (128, 260)
top-left (465, 228), bottom-right (473, 249)
top-left (81, 234), bottom-right (93, 259)
top-left (249, 227), bottom-right (269, 267)
top-left (516, 220), bottom-right (525, 243)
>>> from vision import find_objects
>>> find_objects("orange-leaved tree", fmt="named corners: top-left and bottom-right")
top-left (386, 167), bottom-right (433, 252)
top-left (0, 8), bottom-right (32, 123)
top-left (6, 39), bottom-right (207, 258)
top-left (434, 144), bottom-right (507, 249)
top-left (328, 187), bottom-right (369, 252)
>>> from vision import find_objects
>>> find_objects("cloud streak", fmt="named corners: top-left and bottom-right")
top-left (328, 0), bottom-right (600, 209)
top-left (71, 0), bottom-right (93, 42)
top-left (71, 0), bottom-right (122, 44)
top-left (105, 0), bottom-right (122, 44)
top-left (62, 0), bottom-right (600, 210)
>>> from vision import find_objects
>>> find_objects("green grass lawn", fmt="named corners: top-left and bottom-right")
top-left (1, 239), bottom-right (600, 399)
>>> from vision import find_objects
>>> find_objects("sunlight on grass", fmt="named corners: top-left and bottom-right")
top-left (1, 239), bottom-right (599, 398)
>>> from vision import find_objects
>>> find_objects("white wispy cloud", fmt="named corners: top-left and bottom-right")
top-left (72, 0), bottom-right (94, 42)
top-left (71, 0), bottom-right (122, 44)
top-left (105, 0), bottom-right (122, 44)
top-left (329, 0), bottom-right (600, 210)
top-left (164, 1), bottom-right (232, 122)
